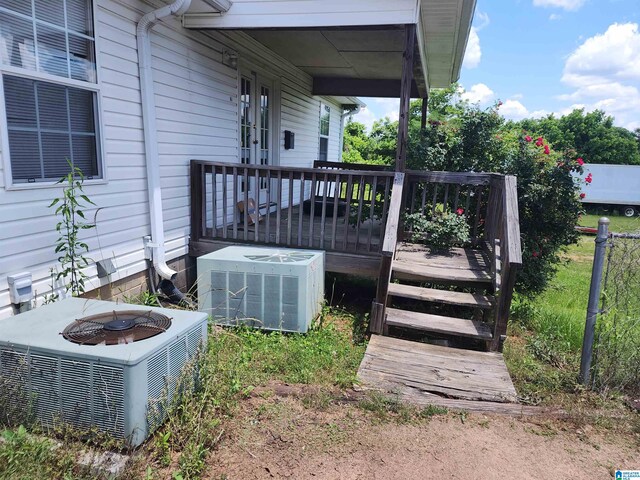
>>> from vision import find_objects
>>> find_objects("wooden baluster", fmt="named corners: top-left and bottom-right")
top-left (287, 171), bottom-right (294, 245)
top-left (331, 173), bottom-right (341, 250)
top-left (420, 181), bottom-right (428, 215)
top-left (354, 175), bottom-right (365, 249)
top-left (265, 170), bottom-right (271, 243)
top-left (367, 175), bottom-right (378, 252)
top-left (276, 170), bottom-right (282, 245)
top-left (190, 162), bottom-right (203, 242)
top-left (298, 172), bottom-right (305, 246)
top-left (232, 167), bottom-right (238, 240)
top-left (254, 168), bottom-right (260, 242)
top-left (453, 185), bottom-right (460, 211)
top-left (243, 167), bottom-right (249, 241)
top-left (320, 173), bottom-right (328, 249)
top-left (443, 184), bottom-right (450, 211)
top-left (465, 186), bottom-right (471, 218)
top-left (431, 184), bottom-right (438, 217)
top-left (309, 172), bottom-right (317, 247)
top-left (410, 181), bottom-right (417, 214)
top-left (343, 174), bottom-right (354, 250)
top-left (222, 165), bottom-right (228, 239)
top-left (211, 165), bottom-right (217, 238)
top-left (473, 185), bottom-right (483, 241)
top-left (378, 176), bottom-right (391, 252)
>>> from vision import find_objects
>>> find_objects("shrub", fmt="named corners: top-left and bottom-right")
top-left (407, 101), bottom-right (584, 296)
top-left (405, 211), bottom-right (470, 251)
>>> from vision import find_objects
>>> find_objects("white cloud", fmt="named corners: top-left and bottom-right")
top-left (533, 0), bottom-right (585, 11)
top-left (549, 13), bottom-right (562, 20)
top-left (351, 98), bottom-right (400, 132)
top-left (498, 100), bottom-right (530, 120)
top-left (463, 27), bottom-right (481, 69)
top-left (497, 98), bottom-right (551, 121)
top-left (461, 83), bottom-right (495, 104)
top-left (559, 23), bottom-right (640, 128)
top-left (351, 107), bottom-right (377, 132)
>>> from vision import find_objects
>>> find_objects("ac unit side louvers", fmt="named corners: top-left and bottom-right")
top-left (0, 298), bottom-right (208, 447)
top-left (197, 246), bottom-right (325, 333)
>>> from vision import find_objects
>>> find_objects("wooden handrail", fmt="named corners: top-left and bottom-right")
top-left (370, 172), bottom-right (405, 334)
top-left (405, 169), bottom-right (498, 185)
top-left (382, 172), bottom-right (405, 256)
top-left (313, 160), bottom-right (393, 172)
top-left (503, 175), bottom-right (522, 267)
top-left (489, 174), bottom-right (522, 351)
top-left (192, 159), bottom-right (396, 178)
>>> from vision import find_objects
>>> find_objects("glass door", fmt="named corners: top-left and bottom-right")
top-left (239, 70), bottom-right (273, 208)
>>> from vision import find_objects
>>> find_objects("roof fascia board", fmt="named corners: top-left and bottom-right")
top-left (183, 0), bottom-right (418, 29)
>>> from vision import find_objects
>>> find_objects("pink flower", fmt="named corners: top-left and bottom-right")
top-left (580, 193), bottom-right (586, 199)
top-left (497, 100), bottom-right (503, 107)
top-left (532, 251), bottom-right (540, 258)
top-left (456, 208), bottom-right (465, 215)
top-left (577, 157), bottom-right (585, 166)
top-left (525, 135), bottom-right (532, 142)
top-left (544, 145), bottom-right (550, 155)
top-left (535, 137), bottom-right (544, 147)
top-left (585, 173), bottom-right (593, 184)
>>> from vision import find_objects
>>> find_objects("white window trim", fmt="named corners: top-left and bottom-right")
top-left (0, 0), bottom-right (107, 190)
top-left (318, 101), bottom-right (330, 161)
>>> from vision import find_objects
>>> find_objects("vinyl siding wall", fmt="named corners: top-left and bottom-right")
top-left (0, 0), bottom-right (343, 319)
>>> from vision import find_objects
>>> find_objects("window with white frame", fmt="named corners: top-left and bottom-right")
top-left (318, 102), bottom-right (330, 161)
top-left (0, 0), bottom-right (101, 184)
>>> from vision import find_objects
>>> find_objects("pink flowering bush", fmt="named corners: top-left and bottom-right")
top-left (407, 100), bottom-right (585, 295)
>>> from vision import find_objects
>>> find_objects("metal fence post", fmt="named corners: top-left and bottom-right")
top-left (579, 217), bottom-right (610, 385)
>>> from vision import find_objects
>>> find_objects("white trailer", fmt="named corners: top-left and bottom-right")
top-left (578, 164), bottom-right (640, 217)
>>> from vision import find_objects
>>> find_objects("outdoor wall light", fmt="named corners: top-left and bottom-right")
top-left (223, 49), bottom-right (238, 69)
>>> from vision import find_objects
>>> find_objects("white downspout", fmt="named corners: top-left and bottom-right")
top-left (338, 106), bottom-right (362, 162)
top-left (136, 0), bottom-right (192, 280)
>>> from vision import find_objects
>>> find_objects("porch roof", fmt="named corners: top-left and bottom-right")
top-left (183, 0), bottom-right (477, 95)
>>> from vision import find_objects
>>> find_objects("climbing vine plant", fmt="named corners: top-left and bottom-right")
top-left (49, 162), bottom-right (96, 297)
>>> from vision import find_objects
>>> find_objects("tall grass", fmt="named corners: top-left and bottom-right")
top-left (506, 215), bottom-right (640, 403)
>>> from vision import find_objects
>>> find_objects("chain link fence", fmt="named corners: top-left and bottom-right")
top-left (582, 220), bottom-right (640, 395)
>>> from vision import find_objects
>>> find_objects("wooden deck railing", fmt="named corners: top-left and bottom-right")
top-left (370, 172), bottom-right (405, 334)
top-left (190, 160), bottom-right (397, 254)
top-left (485, 175), bottom-right (522, 350)
top-left (403, 170), bottom-right (496, 244)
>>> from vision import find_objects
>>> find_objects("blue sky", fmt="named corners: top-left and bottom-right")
top-left (353, 0), bottom-right (640, 131)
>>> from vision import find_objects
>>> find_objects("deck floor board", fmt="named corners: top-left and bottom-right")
top-left (358, 335), bottom-right (518, 403)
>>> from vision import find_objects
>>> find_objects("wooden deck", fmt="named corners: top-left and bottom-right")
top-left (358, 335), bottom-right (518, 404)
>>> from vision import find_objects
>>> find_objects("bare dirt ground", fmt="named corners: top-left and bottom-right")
top-left (205, 385), bottom-right (639, 480)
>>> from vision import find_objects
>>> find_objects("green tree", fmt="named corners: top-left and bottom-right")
top-left (518, 109), bottom-right (640, 165)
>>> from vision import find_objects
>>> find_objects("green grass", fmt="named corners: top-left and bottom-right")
top-left (578, 213), bottom-right (640, 234)
top-left (506, 213), bottom-right (640, 403)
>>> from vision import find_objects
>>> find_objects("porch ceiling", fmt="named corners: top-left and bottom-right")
top-left (183, 0), bottom-right (476, 93)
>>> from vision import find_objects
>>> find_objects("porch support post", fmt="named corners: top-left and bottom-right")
top-left (395, 23), bottom-right (416, 172)
top-left (420, 94), bottom-right (428, 130)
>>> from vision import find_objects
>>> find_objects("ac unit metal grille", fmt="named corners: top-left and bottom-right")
top-left (147, 350), bottom-right (168, 432)
top-left (60, 359), bottom-right (92, 429)
top-left (187, 327), bottom-right (203, 358)
top-left (30, 354), bottom-right (59, 425)
top-left (92, 365), bottom-right (124, 436)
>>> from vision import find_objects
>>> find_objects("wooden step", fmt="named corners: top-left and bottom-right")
top-left (386, 307), bottom-right (493, 341)
top-left (392, 260), bottom-right (492, 285)
top-left (388, 283), bottom-right (494, 309)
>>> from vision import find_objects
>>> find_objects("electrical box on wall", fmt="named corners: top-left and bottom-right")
top-left (284, 130), bottom-right (295, 150)
top-left (8, 272), bottom-right (33, 304)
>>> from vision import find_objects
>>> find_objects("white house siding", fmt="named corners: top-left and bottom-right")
top-left (0, 0), bottom-right (344, 319)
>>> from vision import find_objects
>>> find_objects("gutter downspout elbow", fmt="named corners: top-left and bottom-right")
top-left (136, 0), bottom-right (192, 280)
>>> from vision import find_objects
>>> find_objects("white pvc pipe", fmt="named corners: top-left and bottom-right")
top-left (136, 0), bottom-right (193, 280)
